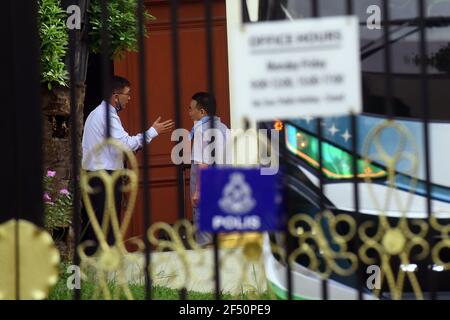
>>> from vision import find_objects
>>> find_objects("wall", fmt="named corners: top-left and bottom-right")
top-left (114, 0), bottom-right (230, 239)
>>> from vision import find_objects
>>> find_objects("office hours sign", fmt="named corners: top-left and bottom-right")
top-left (229, 16), bottom-right (362, 122)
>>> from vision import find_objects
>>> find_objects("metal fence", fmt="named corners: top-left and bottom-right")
top-left (2, 0), bottom-right (450, 300)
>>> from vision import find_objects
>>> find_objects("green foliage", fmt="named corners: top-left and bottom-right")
top-left (88, 0), bottom-right (155, 59)
top-left (43, 170), bottom-right (72, 233)
top-left (49, 278), bottom-right (274, 300)
top-left (38, 0), bottom-right (155, 89)
top-left (38, 0), bottom-right (69, 90)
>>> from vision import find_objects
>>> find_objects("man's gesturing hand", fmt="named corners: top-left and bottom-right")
top-left (152, 116), bottom-right (175, 134)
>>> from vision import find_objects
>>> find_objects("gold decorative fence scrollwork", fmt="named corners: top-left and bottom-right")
top-left (78, 138), bottom-right (267, 299)
top-left (57, 120), bottom-right (450, 300)
top-left (430, 213), bottom-right (450, 271)
top-left (78, 138), bottom-right (142, 300)
top-left (359, 120), bottom-right (429, 300)
top-left (147, 220), bottom-right (201, 290)
top-left (148, 221), bottom-right (267, 298)
top-left (287, 211), bottom-right (358, 279)
top-left (265, 119), bottom-right (450, 300)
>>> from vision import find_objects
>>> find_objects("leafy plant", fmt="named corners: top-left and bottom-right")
top-left (38, 0), bottom-right (155, 89)
top-left (88, 0), bottom-right (155, 59)
top-left (38, 0), bottom-right (69, 90)
top-left (43, 170), bottom-right (72, 234)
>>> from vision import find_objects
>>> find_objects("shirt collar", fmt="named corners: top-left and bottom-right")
top-left (189, 115), bottom-right (221, 140)
top-left (103, 100), bottom-right (119, 114)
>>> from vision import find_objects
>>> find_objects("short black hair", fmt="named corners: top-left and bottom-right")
top-left (192, 92), bottom-right (216, 116)
top-left (109, 76), bottom-right (131, 97)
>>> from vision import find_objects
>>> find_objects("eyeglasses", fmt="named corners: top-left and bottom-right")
top-left (114, 92), bottom-right (131, 97)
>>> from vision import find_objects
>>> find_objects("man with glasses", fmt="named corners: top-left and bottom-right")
top-left (188, 92), bottom-right (229, 247)
top-left (81, 75), bottom-right (174, 254)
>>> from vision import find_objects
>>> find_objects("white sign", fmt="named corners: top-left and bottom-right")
top-left (229, 16), bottom-right (362, 123)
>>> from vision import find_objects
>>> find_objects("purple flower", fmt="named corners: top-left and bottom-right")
top-left (47, 170), bottom-right (56, 177)
top-left (59, 188), bottom-right (70, 196)
top-left (43, 192), bottom-right (52, 202)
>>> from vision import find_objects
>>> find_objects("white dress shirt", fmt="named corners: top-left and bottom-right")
top-left (82, 101), bottom-right (158, 171)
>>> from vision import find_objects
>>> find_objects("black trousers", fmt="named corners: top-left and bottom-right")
top-left (80, 170), bottom-right (123, 255)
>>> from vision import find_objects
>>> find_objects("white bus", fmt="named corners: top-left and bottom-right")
top-left (227, 0), bottom-right (450, 299)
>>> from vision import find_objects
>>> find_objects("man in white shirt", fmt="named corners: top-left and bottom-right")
top-left (81, 76), bottom-right (174, 253)
top-left (188, 92), bottom-right (229, 247)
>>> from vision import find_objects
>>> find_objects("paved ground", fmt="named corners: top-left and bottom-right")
top-left (107, 234), bottom-right (268, 295)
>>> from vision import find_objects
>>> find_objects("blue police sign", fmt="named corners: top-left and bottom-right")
top-left (198, 167), bottom-right (283, 232)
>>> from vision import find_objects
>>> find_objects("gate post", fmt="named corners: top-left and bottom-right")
top-left (1, 0), bottom-right (43, 226)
